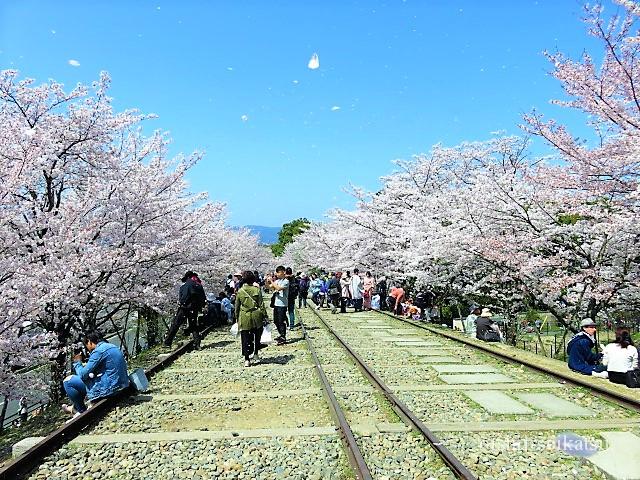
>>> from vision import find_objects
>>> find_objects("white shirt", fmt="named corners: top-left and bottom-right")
top-left (350, 275), bottom-right (363, 300)
top-left (602, 343), bottom-right (639, 372)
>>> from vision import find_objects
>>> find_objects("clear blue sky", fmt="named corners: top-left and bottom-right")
top-left (1, 0), bottom-right (607, 226)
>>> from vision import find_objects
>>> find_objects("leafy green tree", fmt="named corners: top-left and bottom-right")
top-left (271, 218), bottom-right (310, 256)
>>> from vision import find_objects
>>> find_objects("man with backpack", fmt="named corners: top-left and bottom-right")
top-left (164, 271), bottom-right (207, 350)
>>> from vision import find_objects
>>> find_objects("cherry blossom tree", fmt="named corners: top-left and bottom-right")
top-left (0, 70), bottom-right (270, 400)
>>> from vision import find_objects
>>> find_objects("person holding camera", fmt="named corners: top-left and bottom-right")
top-left (62, 331), bottom-right (130, 417)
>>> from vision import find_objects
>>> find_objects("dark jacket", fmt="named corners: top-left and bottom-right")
top-left (327, 277), bottom-right (340, 296)
top-left (287, 275), bottom-right (299, 305)
top-left (179, 278), bottom-right (206, 312)
top-left (567, 332), bottom-right (602, 374)
top-left (475, 317), bottom-right (496, 340)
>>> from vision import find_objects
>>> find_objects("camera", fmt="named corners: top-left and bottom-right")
top-left (72, 343), bottom-right (88, 361)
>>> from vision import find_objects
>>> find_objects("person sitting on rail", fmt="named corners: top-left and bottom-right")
top-left (465, 305), bottom-right (481, 337)
top-left (566, 319), bottom-right (608, 378)
top-left (602, 328), bottom-right (639, 386)
top-left (475, 308), bottom-right (502, 342)
top-left (62, 331), bottom-right (130, 417)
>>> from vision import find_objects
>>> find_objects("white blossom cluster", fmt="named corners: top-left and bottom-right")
top-left (284, 1), bottom-right (640, 329)
top-left (0, 71), bottom-right (271, 399)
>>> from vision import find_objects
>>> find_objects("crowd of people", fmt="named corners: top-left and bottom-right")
top-left (59, 266), bottom-right (638, 420)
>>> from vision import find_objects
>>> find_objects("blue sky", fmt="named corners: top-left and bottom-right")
top-left (1, 0), bottom-right (608, 226)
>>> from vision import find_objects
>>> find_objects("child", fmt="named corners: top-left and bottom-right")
top-left (219, 291), bottom-right (234, 324)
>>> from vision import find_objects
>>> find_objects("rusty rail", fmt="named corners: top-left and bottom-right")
top-left (309, 308), bottom-right (477, 480)
top-left (0, 327), bottom-right (212, 480)
top-left (299, 319), bottom-right (373, 480)
top-left (380, 311), bottom-right (640, 413)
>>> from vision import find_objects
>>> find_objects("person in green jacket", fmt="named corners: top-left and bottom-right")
top-left (235, 270), bottom-right (268, 367)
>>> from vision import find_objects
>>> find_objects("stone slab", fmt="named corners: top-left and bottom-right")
top-left (464, 391), bottom-right (535, 414)
top-left (72, 427), bottom-right (339, 444)
top-left (426, 418), bottom-right (640, 432)
top-left (12, 437), bottom-right (45, 458)
top-left (377, 422), bottom-right (410, 433)
top-left (410, 349), bottom-right (458, 356)
top-left (432, 364), bottom-right (498, 374)
top-left (392, 382), bottom-right (565, 392)
top-left (587, 431), bottom-right (640, 480)
top-left (393, 341), bottom-right (443, 348)
top-left (514, 393), bottom-right (595, 417)
top-left (418, 356), bottom-right (463, 364)
top-left (357, 326), bottom-right (393, 330)
top-left (439, 373), bottom-right (516, 384)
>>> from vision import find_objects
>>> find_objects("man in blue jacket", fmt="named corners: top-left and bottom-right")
top-left (62, 331), bottom-right (130, 416)
top-left (566, 319), bottom-right (608, 378)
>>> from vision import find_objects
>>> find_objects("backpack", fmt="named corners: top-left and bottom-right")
top-left (299, 277), bottom-right (309, 292)
top-left (288, 276), bottom-right (300, 298)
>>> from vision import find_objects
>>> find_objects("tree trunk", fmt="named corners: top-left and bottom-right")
top-left (0, 396), bottom-right (9, 433)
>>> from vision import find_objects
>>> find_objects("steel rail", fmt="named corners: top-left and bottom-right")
top-left (299, 320), bottom-right (373, 480)
top-left (309, 308), bottom-right (477, 480)
top-left (380, 311), bottom-right (640, 412)
top-left (0, 327), bottom-right (213, 480)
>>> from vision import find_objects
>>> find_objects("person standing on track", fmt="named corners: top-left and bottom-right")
top-left (286, 267), bottom-right (299, 328)
top-left (164, 271), bottom-right (206, 350)
top-left (327, 272), bottom-right (342, 314)
top-left (266, 265), bottom-right (289, 345)
top-left (298, 273), bottom-right (309, 308)
top-left (350, 268), bottom-right (364, 312)
top-left (340, 272), bottom-right (351, 313)
top-left (363, 271), bottom-right (375, 311)
top-left (235, 270), bottom-right (268, 367)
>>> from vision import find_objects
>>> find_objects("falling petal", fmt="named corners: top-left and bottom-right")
top-left (331, 106), bottom-right (341, 111)
top-left (240, 114), bottom-right (248, 122)
top-left (308, 53), bottom-right (319, 70)
top-left (68, 59), bottom-right (80, 67)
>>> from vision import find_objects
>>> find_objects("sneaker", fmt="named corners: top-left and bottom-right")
top-left (276, 338), bottom-right (287, 345)
top-left (244, 360), bottom-right (251, 367)
top-left (592, 370), bottom-right (608, 379)
top-left (316, 306), bottom-right (321, 310)
top-left (251, 353), bottom-right (260, 362)
top-left (65, 412), bottom-right (82, 423)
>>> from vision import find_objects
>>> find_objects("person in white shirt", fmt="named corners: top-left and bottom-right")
top-left (602, 329), bottom-right (639, 385)
top-left (350, 268), bottom-right (364, 312)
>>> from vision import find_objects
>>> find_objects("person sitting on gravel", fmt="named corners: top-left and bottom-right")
top-left (62, 331), bottom-right (130, 417)
top-left (566, 319), bottom-right (608, 378)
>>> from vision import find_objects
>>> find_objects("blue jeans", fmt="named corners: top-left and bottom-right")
top-left (63, 375), bottom-right (88, 413)
top-left (288, 304), bottom-right (295, 328)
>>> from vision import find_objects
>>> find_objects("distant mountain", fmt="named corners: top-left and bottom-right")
top-left (244, 225), bottom-right (280, 245)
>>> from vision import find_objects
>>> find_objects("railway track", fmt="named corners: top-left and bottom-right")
top-left (3, 305), bottom-right (639, 479)
top-left (309, 306), bottom-right (640, 479)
